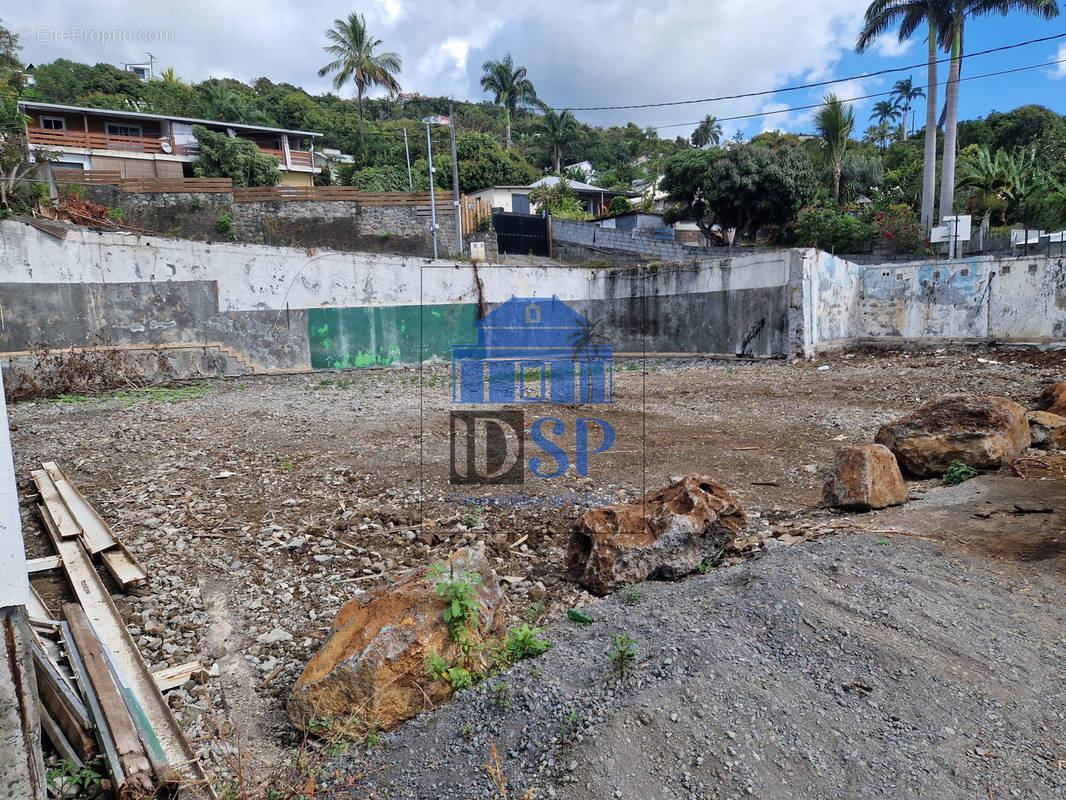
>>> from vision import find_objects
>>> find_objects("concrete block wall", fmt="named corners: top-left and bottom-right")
top-left (551, 217), bottom-right (728, 263)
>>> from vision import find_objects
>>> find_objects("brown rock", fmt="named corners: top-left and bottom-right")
top-left (566, 475), bottom-right (746, 594)
top-left (874, 394), bottom-right (1030, 477)
top-left (287, 547), bottom-right (502, 734)
top-left (820, 444), bottom-right (908, 511)
top-left (1027, 410), bottom-right (1066, 451)
top-left (1034, 381), bottom-right (1066, 417)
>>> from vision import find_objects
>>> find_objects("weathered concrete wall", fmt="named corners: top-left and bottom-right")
top-left (82, 187), bottom-right (459, 257)
top-left (0, 221), bottom-right (803, 378)
top-left (811, 253), bottom-right (1066, 348)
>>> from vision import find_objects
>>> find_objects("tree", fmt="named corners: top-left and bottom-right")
top-left (159, 67), bottom-right (183, 85)
top-left (537, 108), bottom-right (580, 174)
top-left (0, 18), bottom-right (23, 91)
top-left (864, 121), bottom-right (892, 151)
top-left (871, 100), bottom-right (902, 151)
top-left (816, 93), bottom-right (855, 203)
top-left (691, 115), bottom-right (722, 148)
top-left (190, 125), bottom-right (281, 187)
top-left (936, 0), bottom-right (1059, 222)
top-left (661, 143), bottom-right (816, 242)
top-left (857, 1), bottom-right (946, 232)
top-left (529, 178), bottom-right (588, 219)
top-left (479, 54), bottom-right (537, 149)
top-left (318, 12), bottom-right (402, 139)
top-left (891, 76), bottom-right (925, 138)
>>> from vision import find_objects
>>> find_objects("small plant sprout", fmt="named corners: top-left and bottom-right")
top-left (942, 459), bottom-right (978, 485)
top-left (525, 600), bottom-right (547, 625)
top-left (504, 624), bottom-right (551, 662)
top-left (621, 583), bottom-right (642, 605)
top-left (608, 632), bottom-right (638, 680)
top-left (364, 724), bottom-right (382, 750)
top-left (427, 561), bottom-right (482, 642)
top-left (491, 682), bottom-right (511, 709)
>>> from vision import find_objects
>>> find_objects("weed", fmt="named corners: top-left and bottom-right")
top-left (621, 583), bottom-right (642, 605)
top-left (217, 212), bottom-right (232, 234)
top-left (697, 559), bottom-right (714, 574)
top-left (47, 757), bottom-right (103, 795)
top-left (166, 225), bottom-right (183, 237)
top-left (504, 624), bottom-right (551, 662)
top-left (483, 743), bottom-right (535, 800)
top-left (427, 652), bottom-right (476, 691)
top-left (364, 724), bottom-right (383, 751)
top-left (559, 709), bottom-right (581, 742)
top-left (491, 682), bottom-right (511, 710)
top-left (525, 601), bottom-right (547, 625)
top-left (876, 538), bottom-right (891, 545)
top-left (309, 378), bottom-right (356, 390)
top-left (459, 721), bottom-right (475, 741)
top-left (447, 665), bottom-right (474, 691)
top-left (107, 207), bottom-right (126, 222)
top-left (189, 197), bottom-right (204, 211)
top-left (942, 459), bottom-right (978, 485)
top-left (427, 561), bottom-right (482, 642)
top-left (462, 507), bottom-right (486, 528)
top-left (607, 632), bottom-right (638, 680)
top-left (426, 652), bottom-right (450, 682)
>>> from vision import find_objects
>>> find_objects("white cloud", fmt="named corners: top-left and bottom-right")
top-left (873, 34), bottom-right (915, 58)
top-left (1051, 44), bottom-right (1066, 79)
top-left (377, 0), bottom-right (403, 24)
top-left (442, 39), bottom-right (469, 70)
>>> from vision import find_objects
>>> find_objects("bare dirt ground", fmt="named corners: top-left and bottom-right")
top-left (9, 347), bottom-right (1065, 793)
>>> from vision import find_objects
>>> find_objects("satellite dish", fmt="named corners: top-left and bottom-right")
top-left (160, 140), bottom-right (173, 154)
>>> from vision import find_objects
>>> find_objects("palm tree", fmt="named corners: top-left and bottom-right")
top-left (816, 93), bottom-right (855, 204)
top-left (318, 12), bottom-right (402, 139)
top-left (691, 115), bottom-right (722, 148)
top-left (936, 0), bottom-right (1059, 223)
top-left (870, 100), bottom-right (901, 151)
top-left (480, 54), bottom-right (538, 149)
top-left (857, 1), bottom-right (947, 233)
top-left (159, 67), bottom-right (183, 85)
top-left (864, 121), bottom-right (892, 151)
top-left (538, 108), bottom-right (580, 175)
top-left (890, 76), bottom-right (925, 138)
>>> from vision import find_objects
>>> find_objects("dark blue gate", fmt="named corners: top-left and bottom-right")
top-left (492, 212), bottom-right (550, 257)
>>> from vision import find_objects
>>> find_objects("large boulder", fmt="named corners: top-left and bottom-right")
top-left (287, 547), bottom-right (502, 735)
top-left (567, 475), bottom-right (746, 594)
top-left (1034, 382), bottom-right (1066, 417)
top-left (1027, 411), bottom-right (1066, 451)
top-left (821, 444), bottom-right (908, 511)
top-left (874, 394), bottom-right (1030, 477)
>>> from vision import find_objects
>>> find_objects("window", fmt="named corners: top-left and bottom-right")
top-left (40, 116), bottom-right (65, 131)
top-left (106, 122), bottom-right (142, 138)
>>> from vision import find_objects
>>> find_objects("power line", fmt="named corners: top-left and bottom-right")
top-left (649, 56), bottom-right (1066, 131)
top-left (548, 31), bottom-right (1066, 112)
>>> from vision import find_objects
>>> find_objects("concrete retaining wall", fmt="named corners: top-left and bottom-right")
top-left (551, 217), bottom-right (729, 264)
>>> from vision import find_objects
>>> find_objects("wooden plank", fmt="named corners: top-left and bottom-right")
top-left (61, 620), bottom-right (125, 791)
top-left (38, 701), bottom-right (83, 765)
top-left (100, 545), bottom-right (147, 590)
top-left (27, 555), bottom-right (61, 574)
top-left (151, 660), bottom-right (206, 692)
top-left (28, 584), bottom-right (55, 623)
top-left (42, 462), bottom-right (117, 554)
top-left (31, 471), bottom-right (83, 540)
top-left (63, 604), bottom-right (155, 794)
top-left (42, 511), bottom-right (213, 797)
top-left (31, 642), bottom-right (95, 760)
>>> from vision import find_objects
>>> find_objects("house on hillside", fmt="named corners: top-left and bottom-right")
top-left (563, 160), bottom-right (596, 181)
top-left (528, 176), bottom-right (637, 217)
top-left (466, 185), bottom-right (535, 214)
top-left (18, 101), bottom-right (322, 185)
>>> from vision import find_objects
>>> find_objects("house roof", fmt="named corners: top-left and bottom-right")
top-left (529, 176), bottom-right (634, 197)
top-left (17, 101), bottom-right (322, 138)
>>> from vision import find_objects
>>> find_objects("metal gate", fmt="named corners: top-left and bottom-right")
top-left (493, 212), bottom-right (550, 257)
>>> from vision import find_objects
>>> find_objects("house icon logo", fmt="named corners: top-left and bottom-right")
top-left (451, 296), bottom-right (613, 404)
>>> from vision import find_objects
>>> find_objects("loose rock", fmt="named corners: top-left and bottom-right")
top-left (1026, 410), bottom-right (1066, 451)
top-left (874, 394), bottom-right (1030, 477)
top-left (821, 444), bottom-right (908, 510)
top-left (566, 475), bottom-right (746, 594)
top-left (1034, 381), bottom-right (1066, 416)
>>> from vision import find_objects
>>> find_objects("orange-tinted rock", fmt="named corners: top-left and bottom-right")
top-left (874, 394), bottom-right (1030, 477)
top-left (820, 444), bottom-right (907, 511)
top-left (1027, 410), bottom-right (1066, 451)
top-left (1034, 382), bottom-right (1066, 417)
top-left (566, 475), bottom-right (746, 594)
top-left (287, 548), bottom-right (502, 734)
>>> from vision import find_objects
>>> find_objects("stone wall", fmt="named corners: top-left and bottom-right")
top-left (83, 186), bottom-right (459, 256)
top-left (551, 217), bottom-right (729, 264)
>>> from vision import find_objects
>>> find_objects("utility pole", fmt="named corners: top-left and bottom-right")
top-left (426, 123), bottom-right (438, 259)
top-left (449, 100), bottom-right (462, 255)
top-left (402, 127), bottom-right (413, 192)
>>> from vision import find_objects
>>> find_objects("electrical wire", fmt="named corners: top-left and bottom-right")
top-left (649, 56), bottom-right (1066, 131)
top-left (547, 31), bottom-right (1066, 111)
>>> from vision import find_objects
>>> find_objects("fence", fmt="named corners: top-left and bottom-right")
top-left (230, 186), bottom-right (453, 205)
top-left (53, 172), bottom-right (234, 193)
top-left (461, 195), bottom-right (492, 233)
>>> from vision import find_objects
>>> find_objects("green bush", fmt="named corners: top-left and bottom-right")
top-left (216, 213), bottom-right (232, 234)
top-left (607, 195), bottom-right (632, 215)
top-left (796, 207), bottom-right (877, 254)
top-left (874, 203), bottom-right (924, 254)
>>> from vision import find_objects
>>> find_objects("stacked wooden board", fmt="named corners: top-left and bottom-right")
top-left (27, 462), bottom-right (214, 799)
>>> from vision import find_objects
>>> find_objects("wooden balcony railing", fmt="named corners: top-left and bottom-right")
top-left (28, 128), bottom-right (314, 169)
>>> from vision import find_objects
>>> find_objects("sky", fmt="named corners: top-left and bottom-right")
top-left (7, 1), bottom-right (1066, 140)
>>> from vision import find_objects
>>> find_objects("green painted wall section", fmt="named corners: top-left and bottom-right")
top-left (308, 303), bottom-right (480, 369)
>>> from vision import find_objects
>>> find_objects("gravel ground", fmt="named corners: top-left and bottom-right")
top-left (347, 527), bottom-right (1066, 800)
top-left (7, 348), bottom-right (1065, 788)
